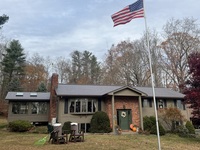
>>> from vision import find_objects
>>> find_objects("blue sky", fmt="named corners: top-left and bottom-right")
top-left (1, 0), bottom-right (200, 61)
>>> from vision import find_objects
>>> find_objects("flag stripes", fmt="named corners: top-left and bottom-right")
top-left (111, 0), bottom-right (144, 27)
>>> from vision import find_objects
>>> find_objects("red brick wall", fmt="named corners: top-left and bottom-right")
top-left (105, 96), bottom-right (140, 129)
top-left (49, 73), bottom-right (58, 123)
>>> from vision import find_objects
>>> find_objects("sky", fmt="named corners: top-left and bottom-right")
top-left (0, 0), bottom-right (200, 61)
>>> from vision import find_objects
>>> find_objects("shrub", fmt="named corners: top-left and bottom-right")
top-left (175, 125), bottom-right (189, 137)
top-left (158, 108), bottom-right (184, 132)
top-left (62, 121), bottom-right (72, 134)
top-left (143, 116), bottom-right (154, 131)
top-left (89, 111), bottom-right (112, 133)
top-left (9, 120), bottom-right (33, 132)
top-left (150, 124), bottom-right (166, 136)
top-left (143, 116), bottom-right (165, 136)
top-left (185, 121), bottom-right (195, 134)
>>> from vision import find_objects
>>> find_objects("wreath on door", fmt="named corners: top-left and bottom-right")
top-left (121, 111), bottom-right (126, 118)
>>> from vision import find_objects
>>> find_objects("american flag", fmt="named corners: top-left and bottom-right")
top-left (111, 0), bottom-right (144, 27)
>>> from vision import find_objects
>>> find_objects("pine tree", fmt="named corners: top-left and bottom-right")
top-left (1, 40), bottom-right (26, 98)
top-left (37, 82), bottom-right (47, 92)
top-left (0, 14), bottom-right (9, 28)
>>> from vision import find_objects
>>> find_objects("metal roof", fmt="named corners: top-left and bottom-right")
top-left (135, 87), bottom-right (184, 99)
top-left (5, 85), bottom-right (185, 100)
top-left (55, 84), bottom-right (184, 98)
top-left (56, 84), bottom-right (123, 96)
top-left (5, 92), bottom-right (50, 101)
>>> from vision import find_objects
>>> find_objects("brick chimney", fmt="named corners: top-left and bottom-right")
top-left (49, 73), bottom-right (58, 123)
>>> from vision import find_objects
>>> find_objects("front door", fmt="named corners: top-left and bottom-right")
top-left (117, 109), bottom-right (132, 130)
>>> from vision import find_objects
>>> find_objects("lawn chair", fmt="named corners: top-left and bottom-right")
top-left (48, 123), bottom-right (68, 144)
top-left (50, 130), bottom-right (68, 144)
top-left (69, 123), bottom-right (84, 142)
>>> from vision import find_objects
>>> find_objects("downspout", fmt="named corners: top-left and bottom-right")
top-left (139, 96), bottom-right (143, 130)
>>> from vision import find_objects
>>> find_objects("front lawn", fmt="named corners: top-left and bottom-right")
top-left (0, 117), bottom-right (200, 150)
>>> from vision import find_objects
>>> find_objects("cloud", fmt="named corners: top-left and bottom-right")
top-left (1, 0), bottom-right (200, 62)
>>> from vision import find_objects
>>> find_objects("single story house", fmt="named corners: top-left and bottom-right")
top-left (5, 73), bottom-right (189, 132)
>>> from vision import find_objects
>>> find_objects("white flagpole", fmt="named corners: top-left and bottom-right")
top-left (143, 0), bottom-right (161, 150)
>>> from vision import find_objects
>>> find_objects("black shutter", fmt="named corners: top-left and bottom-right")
top-left (149, 99), bottom-right (152, 107)
top-left (98, 97), bottom-right (101, 111)
top-left (174, 100), bottom-right (177, 108)
top-left (64, 98), bottom-right (68, 114)
top-left (164, 99), bottom-right (167, 108)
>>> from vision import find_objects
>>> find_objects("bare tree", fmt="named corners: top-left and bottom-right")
top-left (161, 18), bottom-right (200, 92)
top-left (103, 40), bottom-right (148, 86)
top-left (53, 56), bottom-right (71, 83)
top-left (102, 30), bottom-right (162, 87)
top-left (43, 56), bottom-right (53, 85)
top-left (22, 53), bottom-right (48, 91)
top-left (101, 44), bottom-right (122, 85)
top-left (136, 30), bottom-right (163, 87)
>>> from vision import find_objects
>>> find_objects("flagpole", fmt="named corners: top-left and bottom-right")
top-left (143, 0), bottom-right (161, 150)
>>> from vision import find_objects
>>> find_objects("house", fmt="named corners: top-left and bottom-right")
top-left (6, 92), bottom-right (50, 124)
top-left (5, 73), bottom-right (188, 132)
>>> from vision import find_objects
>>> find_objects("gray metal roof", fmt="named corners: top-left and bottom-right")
top-left (5, 85), bottom-right (184, 100)
top-left (56, 84), bottom-right (123, 96)
top-left (135, 87), bottom-right (185, 99)
top-left (55, 84), bottom-right (184, 98)
top-left (5, 92), bottom-right (50, 101)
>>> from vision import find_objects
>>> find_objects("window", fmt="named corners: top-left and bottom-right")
top-left (156, 99), bottom-right (167, 109)
top-left (31, 102), bottom-right (48, 114)
top-left (69, 98), bottom-right (97, 114)
top-left (142, 99), bottom-right (152, 107)
top-left (80, 123), bottom-right (91, 133)
top-left (12, 102), bottom-right (28, 114)
top-left (75, 100), bottom-right (80, 112)
top-left (158, 100), bottom-right (164, 109)
top-left (176, 100), bottom-right (185, 110)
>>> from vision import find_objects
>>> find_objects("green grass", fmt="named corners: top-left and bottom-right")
top-left (0, 131), bottom-right (200, 150)
top-left (0, 117), bottom-right (200, 150)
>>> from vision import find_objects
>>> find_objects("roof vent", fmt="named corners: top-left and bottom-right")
top-left (16, 92), bottom-right (23, 96)
top-left (30, 92), bottom-right (37, 97)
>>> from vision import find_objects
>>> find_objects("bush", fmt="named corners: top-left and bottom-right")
top-left (143, 116), bottom-right (154, 131)
top-left (89, 111), bottom-right (112, 133)
top-left (62, 121), bottom-right (72, 134)
top-left (9, 120), bottom-right (33, 132)
top-left (158, 107), bottom-right (184, 132)
top-left (150, 124), bottom-right (166, 136)
top-left (175, 125), bottom-right (190, 137)
top-left (185, 121), bottom-right (195, 134)
top-left (143, 116), bottom-right (165, 136)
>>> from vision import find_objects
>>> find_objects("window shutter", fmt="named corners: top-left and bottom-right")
top-left (174, 100), bottom-right (177, 108)
top-left (64, 98), bottom-right (68, 114)
top-left (164, 99), bottom-right (167, 108)
top-left (149, 99), bottom-right (152, 107)
top-left (98, 98), bottom-right (101, 111)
